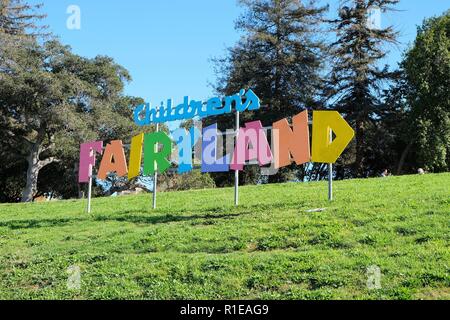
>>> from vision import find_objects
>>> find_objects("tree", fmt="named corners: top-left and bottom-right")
top-left (397, 11), bottom-right (450, 173)
top-left (327, 0), bottom-right (399, 177)
top-left (0, 0), bottom-right (45, 36)
top-left (0, 0), bottom-right (46, 68)
top-left (0, 39), bottom-right (141, 202)
top-left (211, 0), bottom-right (328, 185)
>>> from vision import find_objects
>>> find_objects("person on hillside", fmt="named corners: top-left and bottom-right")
top-left (380, 169), bottom-right (390, 177)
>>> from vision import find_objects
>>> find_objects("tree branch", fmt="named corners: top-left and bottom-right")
top-left (38, 157), bottom-right (60, 169)
top-left (5, 129), bottom-right (33, 146)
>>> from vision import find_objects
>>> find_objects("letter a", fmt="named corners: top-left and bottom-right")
top-left (230, 121), bottom-right (272, 171)
top-left (172, 127), bottom-right (200, 174)
top-left (98, 140), bottom-right (128, 180)
top-left (201, 123), bottom-right (230, 173)
top-left (311, 111), bottom-right (355, 163)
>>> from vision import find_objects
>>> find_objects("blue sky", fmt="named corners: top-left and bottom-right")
top-left (32, 0), bottom-right (449, 106)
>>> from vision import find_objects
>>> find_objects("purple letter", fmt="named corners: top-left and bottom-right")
top-left (202, 124), bottom-right (230, 172)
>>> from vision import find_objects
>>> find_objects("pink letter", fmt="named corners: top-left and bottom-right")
top-left (230, 121), bottom-right (273, 171)
top-left (78, 141), bottom-right (103, 183)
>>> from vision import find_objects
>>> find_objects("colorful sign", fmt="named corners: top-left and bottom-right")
top-left (78, 90), bottom-right (355, 183)
top-left (133, 89), bottom-right (260, 124)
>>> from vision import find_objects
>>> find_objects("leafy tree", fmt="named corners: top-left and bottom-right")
top-left (327, 0), bottom-right (399, 177)
top-left (0, 39), bottom-right (141, 202)
top-left (397, 11), bottom-right (450, 173)
top-left (211, 0), bottom-right (328, 185)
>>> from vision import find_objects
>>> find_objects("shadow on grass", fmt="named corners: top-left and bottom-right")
top-left (0, 200), bottom-right (308, 230)
top-left (93, 211), bottom-right (253, 226)
top-left (0, 217), bottom-right (82, 230)
top-left (92, 199), bottom-right (310, 226)
top-left (104, 199), bottom-right (308, 218)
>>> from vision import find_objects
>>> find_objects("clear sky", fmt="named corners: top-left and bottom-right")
top-left (31, 0), bottom-right (449, 106)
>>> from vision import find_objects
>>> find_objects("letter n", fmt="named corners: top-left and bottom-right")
top-left (273, 110), bottom-right (310, 169)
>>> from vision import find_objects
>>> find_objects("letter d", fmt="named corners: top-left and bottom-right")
top-left (311, 111), bottom-right (355, 163)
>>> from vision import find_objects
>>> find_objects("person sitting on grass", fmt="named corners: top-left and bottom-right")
top-left (380, 169), bottom-right (390, 177)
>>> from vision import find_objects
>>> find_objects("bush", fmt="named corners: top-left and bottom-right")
top-left (160, 170), bottom-right (216, 191)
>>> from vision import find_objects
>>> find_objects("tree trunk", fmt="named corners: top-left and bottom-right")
top-left (21, 142), bottom-right (41, 202)
top-left (396, 140), bottom-right (414, 175)
top-left (21, 129), bottom-right (59, 203)
top-left (354, 117), bottom-right (365, 178)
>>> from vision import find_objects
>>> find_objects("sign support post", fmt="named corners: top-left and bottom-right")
top-left (87, 158), bottom-right (93, 213)
top-left (234, 111), bottom-right (240, 206)
top-left (153, 107), bottom-right (160, 210)
top-left (328, 128), bottom-right (333, 201)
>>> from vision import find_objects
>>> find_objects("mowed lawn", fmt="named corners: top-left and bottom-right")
top-left (0, 173), bottom-right (449, 300)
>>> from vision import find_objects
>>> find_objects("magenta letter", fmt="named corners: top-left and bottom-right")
top-left (78, 141), bottom-right (104, 183)
top-left (230, 121), bottom-right (273, 171)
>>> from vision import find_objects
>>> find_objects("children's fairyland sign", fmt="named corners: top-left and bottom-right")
top-left (78, 89), bottom-right (355, 211)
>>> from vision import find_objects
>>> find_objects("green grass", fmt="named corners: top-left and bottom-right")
top-left (0, 173), bottom-right (449, 300)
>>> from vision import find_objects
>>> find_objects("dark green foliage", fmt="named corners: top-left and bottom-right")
top-left (326, 0), bottom-right (399, 177)
top-left (399, 11), bottom-right (450, 173)
top-left (0, 0), bottom-right (46, 36)
top-left (211, 0), bottom-right (328, 185)
top-left (0, 38), bottom-right (142, 202)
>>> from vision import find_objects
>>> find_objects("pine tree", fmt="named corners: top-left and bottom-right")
top-left (0, 0), bottom-right (47, 73)
top-left (0, 0), bottom-right (46, 36)
top-left (212, 0), bottom-right (328, 185)
top-left (327, 0), bottom-right (399, 177)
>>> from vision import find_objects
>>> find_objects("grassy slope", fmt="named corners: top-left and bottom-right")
top-left (0, 173), bottom-right (449, 300)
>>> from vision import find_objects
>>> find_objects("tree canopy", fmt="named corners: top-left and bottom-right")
top-left (0, 0), bottom-right (449, 203)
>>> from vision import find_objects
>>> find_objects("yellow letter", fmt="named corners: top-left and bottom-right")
top-left (312, 111), bottom-right (355, 163)
top-left (128, 133), bottom-right (144, 179)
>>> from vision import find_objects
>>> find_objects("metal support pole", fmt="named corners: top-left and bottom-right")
top-left (234, 111), bottom-right (240, 206)
top-left (328, 128), bottom-right (333, 201)
top-left (153, 108), bottom-right (160, 210)
top-left (87, 171), bottom-right (92, 213)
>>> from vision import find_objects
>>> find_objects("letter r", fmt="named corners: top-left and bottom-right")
top-left (143, 132), bottom-right (172, 175)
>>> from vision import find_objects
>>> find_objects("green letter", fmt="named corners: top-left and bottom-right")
top-left (144, 132), bottom-right (172, 175)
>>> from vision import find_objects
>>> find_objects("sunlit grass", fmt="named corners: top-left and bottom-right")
top-left (0, 173), bottom-right (449, 299)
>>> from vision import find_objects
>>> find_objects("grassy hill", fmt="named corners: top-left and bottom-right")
top-left (0, 173), bottom-right (449, 300)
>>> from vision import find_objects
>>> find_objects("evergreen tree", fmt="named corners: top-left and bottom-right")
top-left (0, 0), bottom-right (46, 65)
top-left (212, 0), bottom-right (328, 185)
top-left (0, 0), bottom-right (45, 36)
top-left (327, 0), bottom-right (399, 177)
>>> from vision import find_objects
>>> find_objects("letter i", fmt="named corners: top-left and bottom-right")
top-left (128, 133), bottom-right (144, 179)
